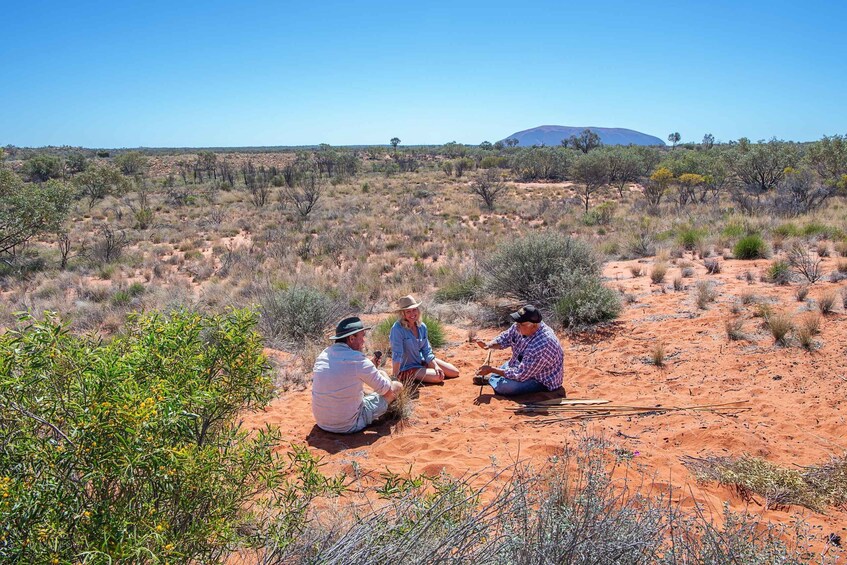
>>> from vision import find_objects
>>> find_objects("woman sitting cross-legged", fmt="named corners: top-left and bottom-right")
top-left (389, 295), bottom-right (459, 384)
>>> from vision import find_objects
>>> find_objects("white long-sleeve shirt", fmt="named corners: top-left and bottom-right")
top-left (312, 343), bottom-right (393, 433)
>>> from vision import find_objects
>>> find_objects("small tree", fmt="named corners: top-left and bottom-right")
top-left (283, 173), bottom-right (322, 219)
top-left (505, 138), bottom-right (520, 148)
top-left (470, 169), bottom-right (506, 211)
top-left (568, 129), bottom-right (602, 153)
top-left (571, 150), bottom-right (609, 212)
top-left (390, 137), bottom-right (401, 154)
top-left (702, 133), bottom-right (715, 149)
top-left (644, 167), bottom-right (673, 207)
top-left (0, 170), bottom-right (72, 258)
top-left (113, 151), bottom-right (149, 177)
top-left (668, 132), bottom-right (681, 149)
top-left (73, 164), bottom-right (130, 210)
top-left (22, 155), bottom-right (64, 182)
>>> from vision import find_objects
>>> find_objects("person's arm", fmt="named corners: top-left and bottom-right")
top-left (359, 356), bottom-right (394, 396)
top-left (501, 341), bottom-right (558, 382)
top-left (389, 324), bottom-right (404, 377)
top-left (475, 325), bottom-right (514, 351)
top-left (474, 338), bottom-right (504, 350)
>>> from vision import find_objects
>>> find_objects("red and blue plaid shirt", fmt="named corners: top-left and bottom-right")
top-left (493, 322), bottom-right (564, 390)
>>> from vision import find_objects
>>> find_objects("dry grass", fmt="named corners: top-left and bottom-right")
top-left (724, 318), bottom-right (745, 341)
top-left (650, 262), bottom-right (668, 284)
top-left (817, 289), bottom-right (838, 314)
top-left (765, 310), bottom-right (794, 346)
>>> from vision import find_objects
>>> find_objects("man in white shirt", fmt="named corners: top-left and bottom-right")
top-left (312, 316), bottom-right (404, 433)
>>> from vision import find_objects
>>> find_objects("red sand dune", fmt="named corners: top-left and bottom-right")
top-left (243, 254), bottom-right (847, 544)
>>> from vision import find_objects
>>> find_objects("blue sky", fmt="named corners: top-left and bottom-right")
top-left (2, 0), bottom-right (845, 148)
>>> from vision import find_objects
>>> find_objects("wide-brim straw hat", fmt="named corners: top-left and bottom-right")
top-left (330, 316), bottom-right (372, 340)
top-left (395, 294), bottom-right (422, 311)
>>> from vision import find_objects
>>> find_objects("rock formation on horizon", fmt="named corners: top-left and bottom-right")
top-left (501, 125), bottom-right (664, 147)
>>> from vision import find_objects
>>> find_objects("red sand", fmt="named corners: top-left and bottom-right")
top-left (242, 254), bottom-right (847, 544)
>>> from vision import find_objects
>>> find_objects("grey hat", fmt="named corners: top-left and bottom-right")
top-left (331, 316), bottom-right (372, 340)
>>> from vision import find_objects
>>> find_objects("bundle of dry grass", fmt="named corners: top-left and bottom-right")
top-left (509, 398), bottom-right (750, 424)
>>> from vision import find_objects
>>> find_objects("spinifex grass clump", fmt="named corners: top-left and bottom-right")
top-left (0, 310), bottom-right (344, 563)
top-left (733, 234), bottom-right (769, 260)
top-left (255, 284), bottom-right (347, 349)
top-left (482, 233), bottom-right (620, 328)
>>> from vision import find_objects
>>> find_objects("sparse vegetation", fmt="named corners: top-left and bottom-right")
top-left (733, 234), bottom-right (769, 260)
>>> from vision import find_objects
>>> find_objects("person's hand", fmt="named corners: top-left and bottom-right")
top-left (435, 367), bottom-right (445, 379)
top-left (476, 364), bottom-right (494, 376)
top-left (475, 339), bottom-right (489, 350)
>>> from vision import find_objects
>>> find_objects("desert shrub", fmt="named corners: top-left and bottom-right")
top-left (677, 226), bottom-right (706, 251)
top-left (766, 310), bottom-right (793, 345)
top-left (0, 310), bottom-right (343, 563)
top-left (733, 234), bottom-right (769, 260)
top-left (704, 258), bottom-right (721, 274)
top-left (673, 276), bottom-right (683, 291)
top-left (695, 280), bottom-right (717, 309)
top-left (685, 453), bottom-right (847, 513)
top-left (725, 318), bottom-right (745, 341)
top-left (435, 271), bottom-right (483, 302)
top-left (796, 312), bottom-right (821, 350)
top-left (629, 264), bottom-right (643, 277)
top-left (787, 243), bottom-right (823, 283)
top-left (255, 285), bottom-right (346, 349)
top-left (794, 285), bottom-right (810, 302)
top-left (765, 260), bottom-right (792, 285)
top-left (650, 262), bottom-right (668, 284)
top-left (842, 287), bottom-right (847, 310)
top-left (553, 273), bottom-right (622, 328)
top-left (483, 233), bottom-right (618, 327)
top-left (650, 341), bottom-right (666, 366)
top-left (817, 290), bottom-right (838, 314)
top-left (275, 434), bottom-right (816, 564)
top-left (422, 313), bottom-right (447, 349)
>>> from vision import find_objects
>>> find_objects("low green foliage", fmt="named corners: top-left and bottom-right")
top-left (255, 285), bottom-right (346, 349)
top-left (733, 234), bottom-right (769, 259)
top-left (435, 271), bottom-right (482, 302)
top-left (765, 260), bottom-right (792, 285)
top-left (483, 233), bottom-right (619, 327)
top-left (0, 310), bottom-right (344, 563)
top-left (677, 225), bottom-right (707, 251)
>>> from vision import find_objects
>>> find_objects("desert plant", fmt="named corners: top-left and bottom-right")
top-left (629, 264), bottom-right (643, 277)
top-left (695, 280), bottom-right (717, 309)
top-left (0, 310), bottom-right (346, 563)
top-left (672, 276), bottom-right (683, 291)
top-left (794, 284), bottom-right (810, 302)
top-left (724, 318), bottom-right (745, 341)
top-left (796, 312), bottom-right (821, 350)
top-left (650, 341), bottom-right (665, 366)
top-left (435, 270), bottom-right (483, 302)
top-left (255, 285), bottom-right (346, 349)
top-left (650, 262), bottom-right (668, 284)
top-left (470, 169), bottom-right (506, 211)
top-left (787, 242), bottom-right (823, 283)
top-left (765, 260), bottom-right (792, 285)
top-left (766, 310), bottom-right (793, 345)
top-left (733, 234), bottom-right (769, 260)
top-left (817, 289), bottom-right (838, 314)
top-left (482, 233), bottom-right (619, 327)
top-left (842, 287), bottom-right (847, 309)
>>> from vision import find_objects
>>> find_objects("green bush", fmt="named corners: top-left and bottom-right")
top-left (256, 285), bottom-right (346, 349)
top-left (0, 310), bottom-right (343, 563)
top-left (766, 260), bottom-right (792, 285)
top-left (483, 233), bottom-right (619, 327)
top-left (677, 226), bottom-right (706, 250)
top-left (422, 313), bottom-right (446, 349)
top-left (435, 271), bottom-right (482, 302)
top-left (733, 234), bottom-right (769, 259)
top-left (554, 273), bottom-right (622, 327)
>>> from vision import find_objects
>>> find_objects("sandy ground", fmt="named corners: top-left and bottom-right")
top-left (242, 253), bottom-right (847, 546)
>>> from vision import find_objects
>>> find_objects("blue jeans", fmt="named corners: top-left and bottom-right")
top-left (348, 393), bottom-right (389, 433)
top-left (488, 362), bottom-right (547, 396)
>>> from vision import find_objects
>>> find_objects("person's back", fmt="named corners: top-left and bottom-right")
top-left (312, 342), bottom-right (376, 433)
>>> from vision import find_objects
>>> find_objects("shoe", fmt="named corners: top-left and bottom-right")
top-left (472, 375), bottom-right (490, 386)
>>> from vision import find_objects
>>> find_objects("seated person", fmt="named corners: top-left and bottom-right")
top-left (312, 316), bottom-right (403, 433)
top-left (389, 294), bottom-right (459, 384)
top-left (474, 304), bottom-right (564, 396)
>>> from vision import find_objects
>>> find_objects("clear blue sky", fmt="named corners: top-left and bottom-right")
top-left (2, 0), bottom-right (845, 148)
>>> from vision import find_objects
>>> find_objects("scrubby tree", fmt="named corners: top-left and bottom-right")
top-left (22, 154), bottom-right (64, 182)
top-left (470, 169), bottom-right (506, 211)
top-left (668, 132), bottom-right (681, 149)
top-left (505, 138), bottom-right (520, 148)
top-left (702, 133), bottom-right (715, 149)
top-left (284, 173), bottom-right (322, 219)
top-left (390, 137), bottom-right (401, 154)
top-left (479, 141), bottom-right (493, 150)
top-left (570, 150), bottom-right (609, 212)
top-left (568, 129), bottom-right (602, 153)
top-left (644, 166), bottom-right (673, 207)
top-left (806, 134), bottom-right (847, 187)
top-left (64, 152), bottom-right (88, 176)
top-left (73, 164), bottom-right (131, 210)
top-left (0, 169), bottom-right (72, 257)
top-left (604, 147), bottom-right (643, 198)
top-left (731, 138), bottom-right (799, 209)
top-left (113, 151), bottom-right (148, 177)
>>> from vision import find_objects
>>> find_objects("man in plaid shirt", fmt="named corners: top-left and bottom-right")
top-left (473, 304), bottom-right (564, 395)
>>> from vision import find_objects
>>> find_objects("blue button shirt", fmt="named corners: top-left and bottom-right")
top-left (389, 321), bottom-right (436, 372)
